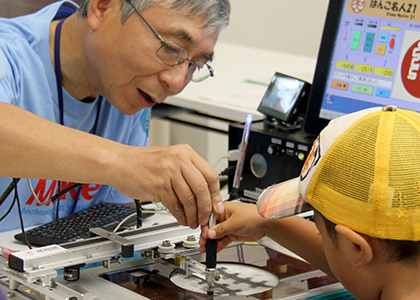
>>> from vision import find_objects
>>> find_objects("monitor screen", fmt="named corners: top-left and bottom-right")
top-left (304, 0), bottom-right (420, 136)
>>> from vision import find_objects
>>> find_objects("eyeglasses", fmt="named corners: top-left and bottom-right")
top-left (125, 0), bottom-right (214, 83)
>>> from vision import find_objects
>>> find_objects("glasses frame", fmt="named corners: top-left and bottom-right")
top-left (125, 0), bottom-right (214, 82)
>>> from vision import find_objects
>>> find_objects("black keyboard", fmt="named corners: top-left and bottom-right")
top-left (14, 203), bottom-right (144, 246)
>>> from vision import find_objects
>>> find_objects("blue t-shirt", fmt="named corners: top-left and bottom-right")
top-left (0, 1), bottom-right (151, 232)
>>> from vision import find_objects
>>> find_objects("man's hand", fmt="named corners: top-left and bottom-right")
top-left (112, 144), bottom-right (224, 229)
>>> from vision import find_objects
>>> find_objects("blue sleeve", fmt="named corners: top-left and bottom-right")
top-left (0, 290), bottom-right (7, 300)
top-left (0, 44), bottom-right (18, 105)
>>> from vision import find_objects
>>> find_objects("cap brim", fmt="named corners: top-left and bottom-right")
top-left (257, 177), bottom-right (313, 219)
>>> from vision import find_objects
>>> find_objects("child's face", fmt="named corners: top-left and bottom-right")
top-left (313, 211), bottom-right (371, 300)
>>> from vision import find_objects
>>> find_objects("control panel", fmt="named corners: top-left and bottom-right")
top-left (228, 120), bottom-right (315, 201)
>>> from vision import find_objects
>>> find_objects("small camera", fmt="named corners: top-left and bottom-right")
top-left (257, 72), bottom-right (311, 125)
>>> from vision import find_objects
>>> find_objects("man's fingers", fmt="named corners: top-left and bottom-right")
top-left (160, 188), bottom-right (188, 226)
top-left (189, 155), bottom-right (223, 221)
top-left (137, 144), bottom-right (221, 229)
top-left (180, 162), bottom-right (213, 226)
top-left (171, 175), bottom-right (199, 228)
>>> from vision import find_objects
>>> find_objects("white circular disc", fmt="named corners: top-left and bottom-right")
top-left (170, 262), bottom-right (279, 296)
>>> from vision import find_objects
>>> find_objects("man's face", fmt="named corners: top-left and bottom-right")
top-left (86, 2), bottom-right (218, 115)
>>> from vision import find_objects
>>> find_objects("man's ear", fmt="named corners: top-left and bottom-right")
top-left (86, 0), bottom-right (114, 30)
top-left (335, 225), bottom-right (373, 268)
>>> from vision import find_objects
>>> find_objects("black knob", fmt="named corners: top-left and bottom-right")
top-left (267, 144), bottom-right (281, 156)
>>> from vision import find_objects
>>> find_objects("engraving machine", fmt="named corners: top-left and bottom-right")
top-left (0, 214), bottom-right (278, 300)
top-left (1, 222), bottom-right (203, 300)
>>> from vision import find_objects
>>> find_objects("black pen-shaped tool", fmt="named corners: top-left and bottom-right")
top-left (206, 211), bottom-right (218, 295)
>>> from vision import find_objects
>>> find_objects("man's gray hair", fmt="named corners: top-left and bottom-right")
top-left (77, 0), bottom-right (230, 35)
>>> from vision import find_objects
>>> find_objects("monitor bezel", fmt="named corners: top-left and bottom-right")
top-left (304, 0), bottom-right (345, 137)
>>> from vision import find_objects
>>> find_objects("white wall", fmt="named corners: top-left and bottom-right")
top-left (219, 0), bottom-right (330, 58)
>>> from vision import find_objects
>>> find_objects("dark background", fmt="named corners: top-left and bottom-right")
top-left (0, 0), bottom-right (85, 18)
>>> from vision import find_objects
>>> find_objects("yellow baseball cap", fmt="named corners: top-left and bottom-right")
top-left (257, 106), bottom-right (420, 241)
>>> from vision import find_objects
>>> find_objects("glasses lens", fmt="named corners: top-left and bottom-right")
top-left (186, 61), bottom-right (214, 82)
top-left (187, 62), bottom-right (214, 82)
top-left (157, 42), bottom-right (188, 66)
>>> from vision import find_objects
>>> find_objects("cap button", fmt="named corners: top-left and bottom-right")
top-left (383, 105), bottom-right (397, 112)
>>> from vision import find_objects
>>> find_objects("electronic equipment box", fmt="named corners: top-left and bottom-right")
top-left (228, 120), bottom-right (315, 201)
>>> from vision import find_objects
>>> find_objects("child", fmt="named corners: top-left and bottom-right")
top-left (199, 105), bottom-right (420, 300)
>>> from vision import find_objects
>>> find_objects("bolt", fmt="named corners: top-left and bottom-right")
top-left (186, 235), bottom-right (196, 241)
top-left (162, 240), bottom-right (171, 246)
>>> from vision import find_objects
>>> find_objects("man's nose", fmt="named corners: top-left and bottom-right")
top-left (160, 62), bottom-right (190, 94)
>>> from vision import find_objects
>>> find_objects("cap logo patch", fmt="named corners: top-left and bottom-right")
top-left (300, 137), bottom-right (321, 181)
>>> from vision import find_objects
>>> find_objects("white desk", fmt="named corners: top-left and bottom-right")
top-left (165, 42), bottom-right (318, 122)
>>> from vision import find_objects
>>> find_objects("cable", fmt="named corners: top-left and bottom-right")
top-left (0, 193), bottom-right (16, 223)
top-left (27, 179), bottom-right (83, 206)
top-left (140, 209), bottom-right (170, 215)
top-left (264, 116), bottom-right (304, 132)
top-left (0, 178), bottom-right (20, 207)
top-left (0, 179), bottom-right (82, 249)
top-left (219, 165), bottom-right (235, 191)
top-left (0, 178), bottom-right (21, 222)
top-left (112, 206), bottom-right (171, 233)
top-left (14, 178), bottom-right (32, 249)
top-left (219, 165), bottom-right (236, 177)
top-left (27, 178), bottom-right (47, 206)
top-left (112, 212), bottom-right (137, 233)
top-left (213, 155), bottom-right (229, 169)
top-left (49, 183), bottom-right (83, 204)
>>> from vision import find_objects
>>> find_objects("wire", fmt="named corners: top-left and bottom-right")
top-left (1, 178), bottom-right (82, 249)
top-left (27, 179), bottom-right (83, 207)
top-left (219, 165), bottom-right (236, 177)
top-left (27, 178), bottom-right (46, 206)
top-left (112, 207), bottom-right (171, 233)
top-left (112, 212), bottom-right (137, 233)
top-left (50, 183), bottom-right (83, 204)
top-left (0, 178), bottom-right (20, 207)
top-left (0, 193), bottom-right (16, 223)
top-left (141, 209), bottom-right (171, 215)
top-left (213, 155), bottom-right (229, 169)
top-left (14, 178), bottom-right (32, 249)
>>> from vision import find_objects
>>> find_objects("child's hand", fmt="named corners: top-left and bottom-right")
top-left (199, 202), bottom-right (266, 253)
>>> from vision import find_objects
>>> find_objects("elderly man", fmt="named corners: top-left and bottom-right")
top-left (0, 0), bottom-right (230, 232)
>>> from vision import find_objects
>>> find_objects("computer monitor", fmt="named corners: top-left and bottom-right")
top-left (304, 0), bottom-right (420, 136)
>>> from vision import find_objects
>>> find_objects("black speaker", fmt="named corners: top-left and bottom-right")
top-left (228, 120), bottom-right (315, 201)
